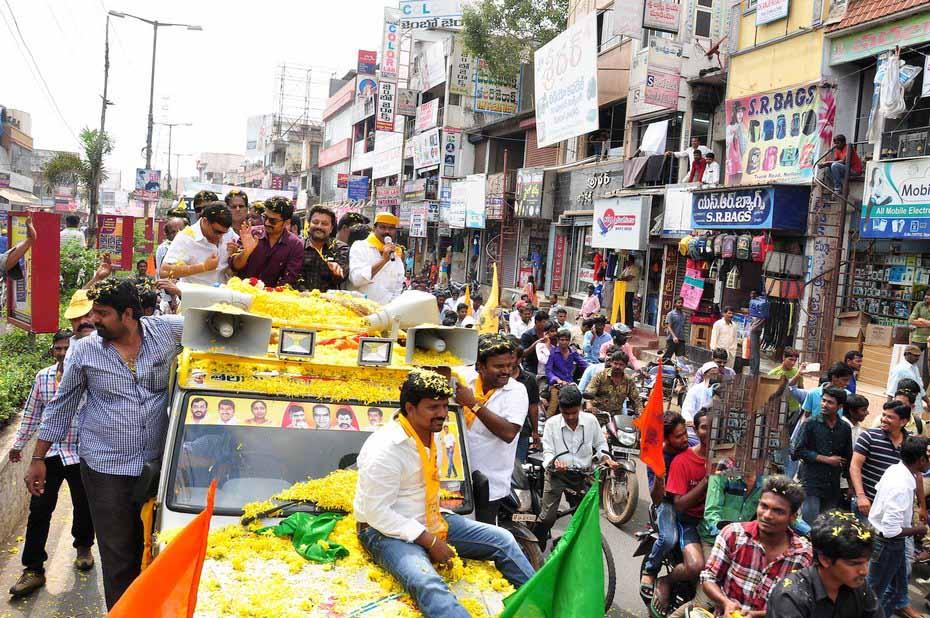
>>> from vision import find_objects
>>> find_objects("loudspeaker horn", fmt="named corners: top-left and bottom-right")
top-left (181, 306), bottom-right (273, 358)
top-left (365, 290), bottom-right (441, 332)
top-left (178, 282), bottom-right (254, 311)
top-left (405, 325), bottom-right (478, 366)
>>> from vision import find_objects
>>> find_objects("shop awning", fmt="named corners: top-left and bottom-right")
top-left (0, 188), bottom-right (40, 206)
top-left (826, 0), bottom-right (926, 34)
top-left (690, 185), bottom-right (810, 231)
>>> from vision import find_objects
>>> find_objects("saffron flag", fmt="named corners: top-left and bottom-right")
top-left (464, 285), bottom-right (474, 316)
top-left (499, 474), bottom-right (604, 617)
top-left (478, 263), bottom-right (500, 334)
top-left (109, 481), bottom-right (217, 618)
top-left (634, 360), bottom-right (666, 478)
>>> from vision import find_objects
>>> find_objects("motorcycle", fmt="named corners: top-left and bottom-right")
top-left (634, 505), bottom-right (697, 617)
top-left (499, 451), bottom-right (617, 613)
top-left (644, 356), bottom-right (694, 409)
top-left (584, 394), bottom-right (640, 527)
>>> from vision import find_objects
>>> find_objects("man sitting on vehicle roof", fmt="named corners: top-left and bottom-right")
top-left (354, 369), bottom-right (535, 618)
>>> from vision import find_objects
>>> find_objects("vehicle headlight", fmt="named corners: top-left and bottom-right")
top-left (516, 488), bottom-right (533, 511)
top-left (618, 430), bottom-right (638, 447)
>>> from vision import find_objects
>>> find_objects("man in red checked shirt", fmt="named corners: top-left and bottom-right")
top-left (698, 476), bottom-right (813, 617)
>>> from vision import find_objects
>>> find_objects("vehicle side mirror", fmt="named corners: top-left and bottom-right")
top-left (132, 458), bottom-right (162, 505)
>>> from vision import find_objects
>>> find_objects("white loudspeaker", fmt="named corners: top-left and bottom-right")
top-left (182, 306), bottom-right (273, 358)
top-left (405, 326), bottom-right (478, 366)
top-left (178, 282), bottom-right (254, 311)
top-left (365, 290), bottom-right (441, 332)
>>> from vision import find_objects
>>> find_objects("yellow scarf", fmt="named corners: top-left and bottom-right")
top-left (462, 376), bottom-right (496, 428)
top-left (366, 233), bottom-right (402, 257)
top-left (396, 414), bottom-right (448, 540)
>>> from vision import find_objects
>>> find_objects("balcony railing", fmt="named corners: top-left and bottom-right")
top-left (880, 125), bottom-right (930, 160)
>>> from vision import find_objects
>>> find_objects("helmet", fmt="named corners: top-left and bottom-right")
top-left (613, 323), bottom-right (632, 336)
top-left (558, 384), bottom-right (583, 408)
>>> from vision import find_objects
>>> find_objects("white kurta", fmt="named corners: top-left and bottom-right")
top-left (348, 240), bottom-right (406, 305)
top-left (161, 222), bottom-right (235, 286)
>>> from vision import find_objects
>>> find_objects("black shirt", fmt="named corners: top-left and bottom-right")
top-left (520, 329), bottom-right (544, 374)
top-left (766, 566), bottom-right (882, 618)
top-left (793, 415), bottom-right (852, 496)
top-left (296, 238), bottom-right (349, 293)
top-left (514, 369), bottom-right (540, 438)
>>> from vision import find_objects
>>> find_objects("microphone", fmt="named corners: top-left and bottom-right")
top-left (385, 235), bottom-right (396, 261)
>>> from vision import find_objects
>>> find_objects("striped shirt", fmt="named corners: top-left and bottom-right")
top-left (13, 365), bottom-right (80, 466)
top-left (854, 428), bottom-right (906, 500)
top-left (39, 315), bottom-right (184, 476)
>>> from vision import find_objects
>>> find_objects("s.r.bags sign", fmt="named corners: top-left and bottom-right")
top-left (692, 188), bottom-right (773, 227)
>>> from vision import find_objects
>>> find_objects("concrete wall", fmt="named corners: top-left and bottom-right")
top-left (0, 415), bottom-right (33, 544)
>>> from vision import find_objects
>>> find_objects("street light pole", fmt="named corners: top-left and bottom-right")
top-left (145, 23), bottom-right (158, 170)
top-left (155, 122), bottom-right (191, 194)
top-left (89, 13), bottom-right (115, 244)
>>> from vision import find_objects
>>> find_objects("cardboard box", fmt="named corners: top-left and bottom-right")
top-left (830, 334), bottom-right (863, 366)
top-left (865, 324), bottom-right (894, 347)
top-left (859, 344), bottom-right (893, 386)
top-left (838, 311), bottom-right (871, 329)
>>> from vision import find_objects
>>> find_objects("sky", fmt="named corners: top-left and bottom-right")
top-left (1, 0), bottom-right (390, 190)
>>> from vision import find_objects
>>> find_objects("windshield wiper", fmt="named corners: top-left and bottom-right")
top-left (240, 499), bottom-right (347, 526)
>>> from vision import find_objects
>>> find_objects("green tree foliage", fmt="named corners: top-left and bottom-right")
top-left (0, 329), bottom-right (52, 426)
top-left (462, 0), bottom-right (568, 82)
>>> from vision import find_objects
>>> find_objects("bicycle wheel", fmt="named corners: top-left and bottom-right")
top-left (601, 533), bottom-right (616, 612)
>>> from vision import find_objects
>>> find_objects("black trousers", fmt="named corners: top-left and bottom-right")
top-left (22, 455), bottom-right (94, 573)
top-left (475, 498), bottom-right (502, 525)
top-left (80, 461), bottom-right (143, 610)
top-left (624, 292), bottom-right (635, 328)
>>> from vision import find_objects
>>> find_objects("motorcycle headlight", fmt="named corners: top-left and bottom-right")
top-left (618, 430), bottom-right (638, 447)
top-left (515, 488), bottom-right (533, 511)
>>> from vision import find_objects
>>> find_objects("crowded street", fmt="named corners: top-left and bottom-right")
top-left (5, 0), bottom-right (930, 616)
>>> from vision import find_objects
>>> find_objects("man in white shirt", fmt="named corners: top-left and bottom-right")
top-left (159, 202), bottom-right (235, 286)
top-left (355, 370), bottom-right (534, 618)
top-left (60, 215), bottom-right (86, 248)
top-left (709, 307), bottom-right (739, 365)
top-left (887, 345), bottom-right (928, 418)
top-left (154, 217), bottom-right (187, 275)
top-left (348, 212), bottom-right (406, 304)
top-left (666, 136), bottom-right (712, 182)
top-left (866, 436), bottom-right (929, 618)
top-left (509, 303), bottom-right (534, 339)
top-left (538, 385), bottom-right (618, 546)
top-left (680, 375), bottom-right (720, 440)
top-left (701, 152), bottom-right (720, 185)
top-left (455, 334), bottom-right (529, 524)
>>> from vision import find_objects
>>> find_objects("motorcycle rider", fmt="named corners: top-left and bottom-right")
top-left (693, 348), bottom-right (736, 384)
top-left (599, 323), bottom-right (642, 370)
top-left (536, 385), bottom-right (619, 548)
top-left (584, 351), bottom-right (642, 416)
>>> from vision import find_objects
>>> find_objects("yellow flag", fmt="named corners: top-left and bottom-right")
top-left (478, 264), bottom-right (500, 334)
top-left (464, 285), bottom-right (474, 316)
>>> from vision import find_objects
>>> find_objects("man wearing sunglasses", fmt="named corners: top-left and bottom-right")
top-left (230, 196), bottom-right (304, 288)
top-left (887, 345), bottom-right (928, 421)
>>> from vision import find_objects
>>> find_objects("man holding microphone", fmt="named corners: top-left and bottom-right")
top-left (349, 212), bottom-right (406, 304)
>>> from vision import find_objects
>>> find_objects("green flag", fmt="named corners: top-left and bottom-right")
top-left (256, 511), bottom-right (349, 563)
top-left (500, 476), bottom-right (604, 617)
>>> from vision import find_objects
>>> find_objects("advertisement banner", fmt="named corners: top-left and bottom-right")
top-left (373, 130), bottom-right (404, 179)
top-left (428, 202), bottom-right (440, 222)
top-left (534, 12), bottom-right (599, 148)
top-left (397, 88), bottom-right (418, 116)
top-left (643, 0), bottom-right (681, 33)
top-left (376, 184), bottom-right (401, 207)
top-left (410, 203), bottom-right (429, 237)
top-left (347, 176), bottom-right (370, 201)
top-left (442, 128), bottom-right (461, 178)
top-left (644, 70), bottom-right (680, 109)
top-left (420, 42), bottom-right (447, 92)
top-left (399, 202), bottom-right (412, 228)
top-left (592, 196), bottom-right (650, 250)
top-left (861, 158), bottom-right (930, 239)
top-left (9, 214), bottom-right (32, 324)
top-left (376, 80), bottom-right (397, 132)
top-left (381, 8), bottom-right (401, 79)
top-left (515, 168), bottom-right (544, 218)
top-left (337, 173), bottom-right (349, 188)
top-left (723, 84), bottom-right (835, 186)
top-left (358, 50), bottom-right (378, 75)
top-left (449, 179), bottom-right (467, 228)
top-left (680, 275), bottom-right (705, 310)
top-left (134, 168), bottom-right (161, 200)
top-left (413, 128), bottom-right (442, 169)
top-left (551, 232), bottom-right (567, 293)
top-left (474, 60), bottom-right (519, 115)
top-left (416, 100), bottom-right (439, 132)
top-left (465, 173), bottom-right (486, 229)
top-left (7, 212), bottom-right (60, 333)
top-left (399, 0), bottom-right (463, 29)
top-left (450, 36), bottom-right (474, 96)
top-left (97, 214), bottom-right (135, 270)
top-left (756, 0), bottom-right (790, 24)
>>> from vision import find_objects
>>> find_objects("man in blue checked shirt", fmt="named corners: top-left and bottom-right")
top-left (9, 329), bottom-right (95, 598)
top-left (25, 279), bottom-right (184, 609)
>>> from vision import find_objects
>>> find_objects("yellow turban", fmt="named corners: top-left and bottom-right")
top-left (374, 212), bottom-right (400, 226)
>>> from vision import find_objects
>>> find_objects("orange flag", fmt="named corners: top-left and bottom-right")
top-left (634, 361), bottom-right (666, 478)
top-left (109, 480), bottom-right (217, 618)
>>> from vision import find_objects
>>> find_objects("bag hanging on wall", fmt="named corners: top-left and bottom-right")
top-left (713, 234), bottom-right (724, 256)
top-left (721, 234), bottom-right (737, 258)
top-left (736, 234), bottom-right (752, 260)
top-left (726, 264), bottom-right (741, 289)
top-left (679, 235), bottom-right (692, 256)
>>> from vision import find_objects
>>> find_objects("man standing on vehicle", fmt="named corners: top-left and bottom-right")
top-left (160, 202), bottom-right (236, 286)
top-left (455, 334), bottom-right (529, 525)
top-left (699, 476), bottom-right (812, 617)
top-left (24, 280), bottom-right (184, 609)
top-left (230, 196), bottom-right (304, 288)
top-left (355, 370), bottom-right (535, 618)
top-left (536, 385), bottom-right (619, 547)
top-left (298, 205), bottom-right (350, 293)
top-left (584, 351), bottom-right (642, 415)
top-left (9, 330), bottom-right (95, 598)
top-left (348, 212), bottom-right (405, 304)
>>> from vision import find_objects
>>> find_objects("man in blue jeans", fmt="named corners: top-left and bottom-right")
top-left (640, 412), bottom-right (691, 601)
top-left (354, 369), bottom-right (535, 618)
top-left (867, 436), bottom-right (930, 618)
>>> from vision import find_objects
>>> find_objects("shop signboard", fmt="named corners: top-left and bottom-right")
top-left (691, 186), bottom-right (809, 230)
top-left (135, 168), bottom-right (161, 201)
top-left (450, 36), bottom-right (474, 96)
top-left (442, 128), bottom-right (461, 178)
top-left (398, 201), bottom-right (412, 228)
top-left (413, 128), bottom-right (442, 169)
top-left (376, 80), bottom-right (397, 132)
top-left (399, 0), bottom-right (463, 29)
top-left (861, 158), bottom-right (930, 239)
top-left (723, 84), bottom-right (835, 186)
top-left (373, 130), bottom-right (404, 179)
top-left (428, 201), bottom-right (440, 222)
top-left (403, 178), bottom-right (427, 201)
top-left (6, 211), bottom-right (60, 333)
top-left (381, 8), bottom-right (401, 79)
top-left (643, 0), bottom-right (681, 33)
top-left (611, 0), bottom-right (644, 40)
top-left (97, 214), bottom-right (135, 270)
top-left (397, 88), bottom-right (418, 116)
top-left (534, 12), bottom-right (599, 148)
top-left (347, 176), bottom-right (370, 201)
top-left (756, 0), bottom-right (789, 25)
top-left (449, 179), bottom-right (467, 228)
top-left (662, 185), bottom-right (695, 236)
top-left (376, 184), bottom-right (401, 207)
top-left (592, 196), bottom-right (650, 250)
top-left (515, 168), bottom-right (545, 218)
top-left (410, 203), bottom-right (429, 237)
top-left (551, 232), bottom-right (567, 293)
top-left (337, 173), bottom-right (349, 188)
top-left (416, 99), bottom-right (439, 132)
top-left (465, 174), bottom-right (486, 229)
top-left (829, 12), bottom-right (930, 65)
top-left (358, 50), bottom-right (378, 75)
top-left (419, 42), bottom-right (447, 91)
top-left (474, 60), bottom-right (520, 115)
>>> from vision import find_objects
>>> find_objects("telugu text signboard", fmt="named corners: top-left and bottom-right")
top-left (416, 99), bottom-right (439, 132)
top-left (474, 60), bottom-right (520, 115)
top-left (643, 0), bottom-right (681, 33)
top-left (515, 168), bottom-right (544, 218)
top-left (534, 12), bottom-right (599, 148)
top-left (861, 158), bottom-right (930, 239)
top-left (399, 0), bottom-right (463, 29)
top-left (376, 80), bottom-right (397, 132)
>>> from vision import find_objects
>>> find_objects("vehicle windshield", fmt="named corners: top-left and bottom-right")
top-left (166, 391), bottom-right (472, 517)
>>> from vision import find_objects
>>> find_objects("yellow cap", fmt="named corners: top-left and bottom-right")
top-left (374, 212), bottom-right (400, 226)
top-left (64, 289), bottom-right (93, 320)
